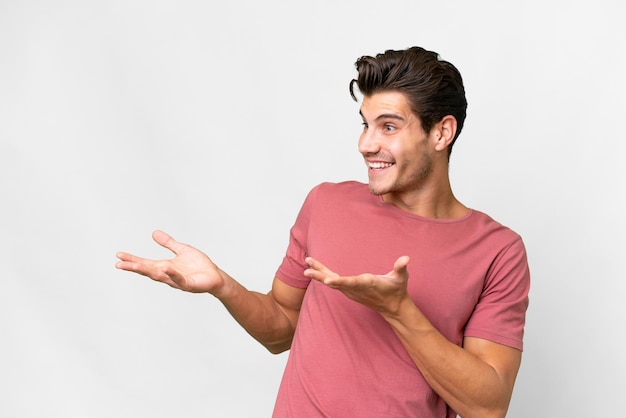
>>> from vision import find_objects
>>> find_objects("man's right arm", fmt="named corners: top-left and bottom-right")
top-left (216, 276), bottom-right (305, 353)
top-left (115, 230), bottom-right (305, 354)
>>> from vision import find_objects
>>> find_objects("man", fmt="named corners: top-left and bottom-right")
top-left (116, 46), bottom-right (530, 418)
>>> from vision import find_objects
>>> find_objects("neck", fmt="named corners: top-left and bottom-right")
top-left (381, 175), bottom-right (468, 220)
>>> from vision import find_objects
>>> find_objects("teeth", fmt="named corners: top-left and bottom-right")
top-left (369, 162), bottom-right (394, 169)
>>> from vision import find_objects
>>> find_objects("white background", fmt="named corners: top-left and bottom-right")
top-left (1, 1), bottom-right (624, 417)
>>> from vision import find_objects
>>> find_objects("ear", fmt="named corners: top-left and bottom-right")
top-left (433, 115), bottom-right (457, 152)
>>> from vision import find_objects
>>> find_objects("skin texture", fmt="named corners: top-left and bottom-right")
top-left (115, 230), bottom-right (304, 354)
top-left (115, 91), bottom-right (521, 417)
top-left (358, 92), bottom-right (468, 219)
top-left (304, 91), bottom-right (521, 417)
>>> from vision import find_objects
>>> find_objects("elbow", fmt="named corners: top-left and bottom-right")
top-left (262, 337), bottom-right (293, 355)
top-left (484, 410), bottom-right (507, 418)
top-left (265, 342), bottom-right (291, 355)
top-left (485, 409), bottom-right (508, 418)
top-left (267, 346), bottom-right (289, 355)
top-left (460, 411), bottom-right (504, 418)
top-left (460, 405), bottom-right (508, 418)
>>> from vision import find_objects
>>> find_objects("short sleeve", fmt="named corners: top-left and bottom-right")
top-left (274, 185), bottom-right (321, 289)
top-left (464, 237), bottom-right (530, 350)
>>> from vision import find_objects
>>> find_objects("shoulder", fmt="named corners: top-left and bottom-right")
top-left (467, 209), bottom-right (524, 246)
top-left (460, 210), bottom-right (529, 270)
top-left (306, 181), bottom-right (370, 203)
top-left (311, 180), bottom-right (368, 194)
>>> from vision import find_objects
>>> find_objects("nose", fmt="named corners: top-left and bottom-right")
top-left (358, 129), bottom-right (380, 156)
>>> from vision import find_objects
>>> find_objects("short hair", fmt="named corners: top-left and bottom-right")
top-left (350, 47), bottom-right (467, 156)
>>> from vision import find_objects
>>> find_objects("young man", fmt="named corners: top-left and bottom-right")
top-left (116, 46), bottom-right (530, 418)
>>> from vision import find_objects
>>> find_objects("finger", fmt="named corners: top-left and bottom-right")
top-left (303, 267), bottom-right (328, 283)
top-left (115, 258), bottom-right (176, 285)
top-left (152, 230), bottom-right (186, 255)
top-left (115, 251), bottom-right (149, 263)
top-left (114, 257), bottom-right (156, 275)
top-left (115, 252), bottom-right (169, 281)
top-left (392, 255), bottom-right (410, 273)
top-left (304, 257), bottom-right (332, 273)
top-left (150, 265), bottom-right (182, 289)
top-left (115, 260), bottom-right (141, 273)
top-left (304, 257), bottom-right (334, 277)
top-left (304, 257), bottom-right (338, 284)
top-left (160, 265), bottom-right (188, 290)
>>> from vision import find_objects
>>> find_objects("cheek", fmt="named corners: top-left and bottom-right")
top-left (392, 141), bottom-right (427, 167)
top-left (387, 139), bottom-right (410, 159)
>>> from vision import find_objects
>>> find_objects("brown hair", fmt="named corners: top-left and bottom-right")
top-left (350, 47), bottom-right (467, 156)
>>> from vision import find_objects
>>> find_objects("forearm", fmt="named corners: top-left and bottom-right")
top-left (115, 231), bottom-right (298, 352)
top-left (213, 271), bottom-right (299, 354)
top-left (383, 298), bottom-right (517, 418)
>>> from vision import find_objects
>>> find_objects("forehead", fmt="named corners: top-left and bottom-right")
top-left (360, 91), bottom-right (415, 120)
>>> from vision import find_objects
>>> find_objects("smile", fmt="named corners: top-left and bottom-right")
top-left (368, 162), bottom-right (394, 170)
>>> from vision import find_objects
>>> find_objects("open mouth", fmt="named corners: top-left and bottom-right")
top-left (368, 161), bottom-right (394, 170)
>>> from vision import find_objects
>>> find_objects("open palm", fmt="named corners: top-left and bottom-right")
top-left (115, 230), bottom-right (223, 294)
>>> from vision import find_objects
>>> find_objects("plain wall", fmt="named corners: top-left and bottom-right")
top-left (1, 0), bottom-right (624, 416)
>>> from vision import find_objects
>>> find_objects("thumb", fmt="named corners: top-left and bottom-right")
top-left (152, 230), bottom-right (186, 255)
top-left (392, 255), bottom-right (410, 275)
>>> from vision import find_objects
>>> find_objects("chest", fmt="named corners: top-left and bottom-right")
top-left (305, 204), bottom-right (491, 341)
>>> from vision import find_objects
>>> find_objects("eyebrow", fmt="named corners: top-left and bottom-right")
top-left (359, 109), bottom-right (406, 122)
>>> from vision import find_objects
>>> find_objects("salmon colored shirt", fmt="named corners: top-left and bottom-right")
top-left (273, 181), bottom-right (530, 417)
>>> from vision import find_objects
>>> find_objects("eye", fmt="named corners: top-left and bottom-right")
top-left (361, 122), bottom-right (369, 130)
top-left (383, 124), bottom-right (396, 132)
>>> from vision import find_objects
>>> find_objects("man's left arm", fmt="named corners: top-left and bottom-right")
top-left (304, 255), bottom-right (521, 418)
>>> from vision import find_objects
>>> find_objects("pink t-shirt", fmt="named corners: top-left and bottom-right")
top-left (273, 182), bottom-right (530, 417)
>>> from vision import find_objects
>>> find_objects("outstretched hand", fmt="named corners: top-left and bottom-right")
top-left (304, 256), bottom-right (412, 317)
top-left (115, 230), bottom-right (224, 294)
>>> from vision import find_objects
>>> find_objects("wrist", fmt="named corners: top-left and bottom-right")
top-left (382, 296), bottom-right (433, 335)
top-left (381, 294), bottom-right (411, 319)
top-left (208, 268), bottom-right (233, 299)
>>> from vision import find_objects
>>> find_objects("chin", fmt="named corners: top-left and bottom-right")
top-left (367, 183), bottom-right (387, 196)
